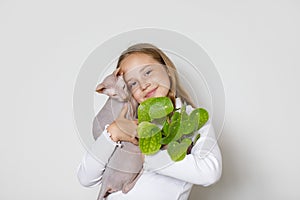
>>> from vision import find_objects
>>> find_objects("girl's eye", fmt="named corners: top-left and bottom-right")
top-left (145, 70), bottom-right (152, 76)
top-left (129, 81), bottom-right (137, 88)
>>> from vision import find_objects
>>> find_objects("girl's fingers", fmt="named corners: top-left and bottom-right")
top-left (130, 137), bottom-right (139, 145)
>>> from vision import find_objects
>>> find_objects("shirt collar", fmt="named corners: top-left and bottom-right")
top-left (175, 97), bottom-right (182, 109)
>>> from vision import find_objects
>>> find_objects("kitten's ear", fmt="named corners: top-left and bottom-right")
top-left (113, 68), bottom-right (122, 76)
top-left (96, 83), bottom-right (116, 96)
top-left (95, 83), bottom-right (105, 93)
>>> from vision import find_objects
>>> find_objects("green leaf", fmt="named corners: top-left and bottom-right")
top-left (162, 112), bottom-right (181, 144)
top-left (167, 138), bottom-right (192, 161)
top-left (161, 121), bottom-right (179, 144)
top-left (138, 97), bottom-right (173, 123)
top-left (190, 108), bottom-right (209, 130)
top-left (137, 122), bottom-right (162, 155)
top-left (137, 103), bottom-right (151, 123)
top-left (171, 111), bottom-right (180, 122)
top-left (178, 110), bottom-right (195, 135)
top-left (162, 120), bottom-right (169, 137)
top-left (193, 133), bottom-right (201, 144)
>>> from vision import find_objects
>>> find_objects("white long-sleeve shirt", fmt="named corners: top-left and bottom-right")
top-left (77, 98), bottom-right (222, 200)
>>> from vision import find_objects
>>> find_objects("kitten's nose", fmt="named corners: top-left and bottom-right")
top-left (120, 92), bottom-right (129, 101)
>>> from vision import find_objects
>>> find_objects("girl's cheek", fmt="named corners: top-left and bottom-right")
top-left (132, 91), bottom-right (142, 103)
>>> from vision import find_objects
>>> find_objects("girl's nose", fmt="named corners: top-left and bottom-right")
top-left (141, 82), bottom-right (150, 90)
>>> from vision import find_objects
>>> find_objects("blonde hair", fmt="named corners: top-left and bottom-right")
top-left (116, 43), bottom-right (196, 108)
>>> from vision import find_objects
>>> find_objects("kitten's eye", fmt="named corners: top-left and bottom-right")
top-left (123, 84), bottom-right (126, 90)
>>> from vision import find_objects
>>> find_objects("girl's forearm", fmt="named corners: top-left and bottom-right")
top-left (144, 123), bottom-right (222, 186)
top-left (77, 125), bottom-right (118, 187)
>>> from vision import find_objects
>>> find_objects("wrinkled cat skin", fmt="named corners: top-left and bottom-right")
top-left (93, 72), bottom-right (143, 200)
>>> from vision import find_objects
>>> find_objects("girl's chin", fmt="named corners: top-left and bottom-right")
top-left (140, 92), bottom-right (167, 102)
top-left (146, 94), bottom-right (164, 100)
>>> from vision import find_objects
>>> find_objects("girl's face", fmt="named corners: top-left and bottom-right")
top-left (119, 53), bottom-right (171, 103)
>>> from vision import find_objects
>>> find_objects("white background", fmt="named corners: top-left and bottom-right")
top-left (1, 0), bottom-right (299, 199)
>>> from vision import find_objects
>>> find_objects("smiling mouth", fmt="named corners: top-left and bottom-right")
top-left (145, 88), bottom-right (157, 98)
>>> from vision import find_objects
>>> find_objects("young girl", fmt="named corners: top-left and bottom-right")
top-left (77, 43), bottom-right (222, 200)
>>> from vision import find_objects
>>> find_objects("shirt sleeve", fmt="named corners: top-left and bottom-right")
top-left (77, 124), bottom-right (118, 187)
top-left (143, 107), bottom-right (222, 186)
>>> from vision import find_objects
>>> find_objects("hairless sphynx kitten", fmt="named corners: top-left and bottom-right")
top-left (92, 71), bottom-right (144, 200)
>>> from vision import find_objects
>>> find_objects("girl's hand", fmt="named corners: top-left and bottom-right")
top-left (107, 104), bottom-right (139, 145)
